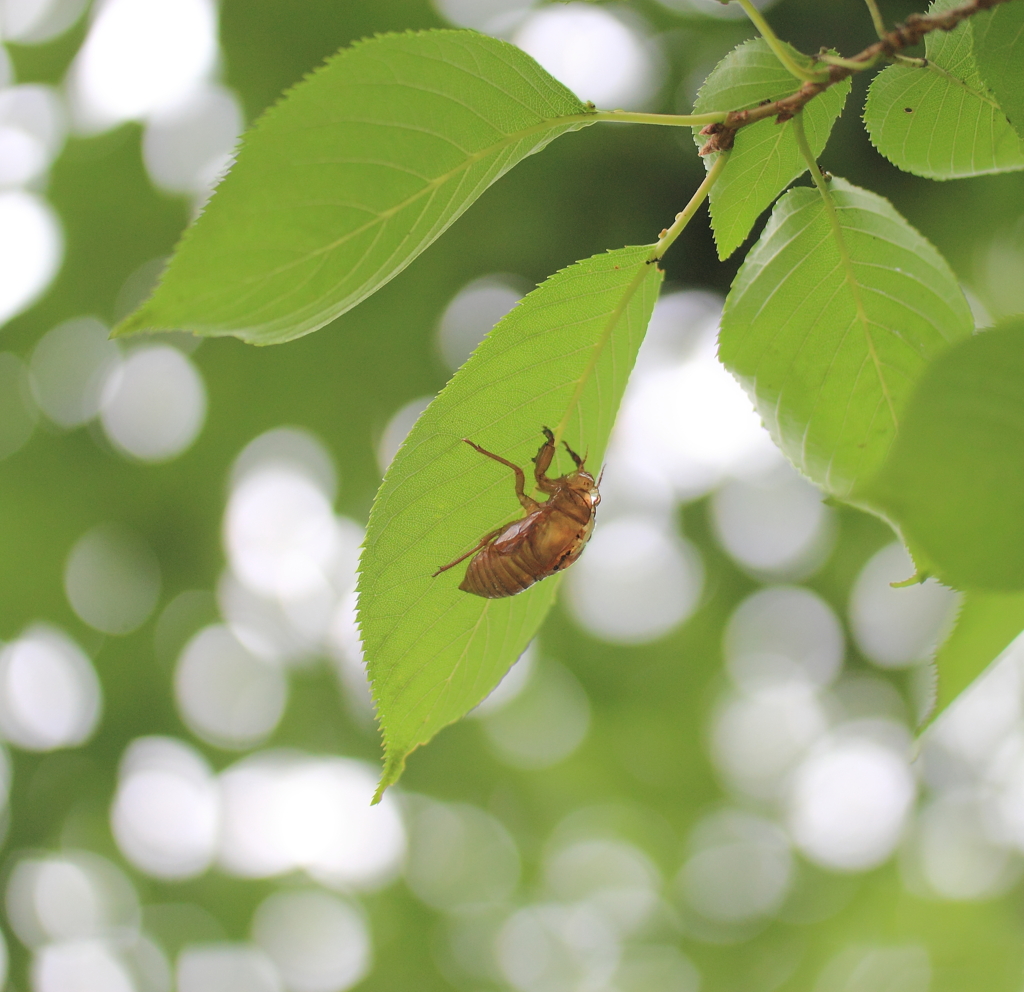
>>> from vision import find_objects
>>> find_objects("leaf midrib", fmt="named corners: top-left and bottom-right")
top-left (553, 260), bottom-right (654, 444)
top-left (138, 110), bottom-right (599, 340)
top-left (214, 113), bottom-right (597, 296)
top-left (791, 126), bottom-right (898, 435)
top-left (370, 258), bottom-right (656, 618)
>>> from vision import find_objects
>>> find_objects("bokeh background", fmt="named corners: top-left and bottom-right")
top-left (2, 0), bottom-right (1024, 990)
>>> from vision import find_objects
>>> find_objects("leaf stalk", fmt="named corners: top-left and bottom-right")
top-left (864, 0), bottom-right (888, 38)
top-left (551, 159), bottom-right (728, 448)
top-left (734, 0), bottom-right (828, 82)
top-left (652, 152), bottom-right (730, 261)
top-left (590, 109), bottom-right (728, 127)
top-left (817, 51), bottom-right (885, 71)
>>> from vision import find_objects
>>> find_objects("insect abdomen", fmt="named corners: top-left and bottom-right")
top-left (432, 428), bottom-right (601, 598)
top-left (460, 507), bottom-right (592, 599)
top-left (460, 549), bottom-right (537, 598)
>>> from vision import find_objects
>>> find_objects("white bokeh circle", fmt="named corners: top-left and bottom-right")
top-left (565, 516), bottom-right (703, 644)
top-left (100, 345), bottom-right (207, 462)
top-left (175, 625), bottom-right (288, 750)
top-left (64, 523), bottom-right (161, 636)
top-left (218, 753), bottom-right (405, 889)
top-left (0, 625), bottom-right (101, 751)
top-left (69, 0), bottom-right (219, 132)
top-left (787, 732), bottom-right (915, 871)
top-left (252, 890), bottom-right (370, 992)
top-left (513, 4), bottom-right (660, 109)
top-left (0, 190), bottom-right (62, 327)
top-left (111, 736), bottom-right (220, 879)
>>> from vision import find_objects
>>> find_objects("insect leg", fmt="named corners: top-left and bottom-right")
top-left (534, 427), bottom-right (558, 492)
top-left (464, 438), bottom-right (537, 510)
top-left (432, 524), bottom-right (505, 577)
top-left (562, 439), bottom-right (584, 469)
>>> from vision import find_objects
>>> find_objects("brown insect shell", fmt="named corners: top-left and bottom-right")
top-left (459, 467), bottom-right (600, 599)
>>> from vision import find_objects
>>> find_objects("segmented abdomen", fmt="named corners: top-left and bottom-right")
top-left (460, 549), bottom-right (538, 598)
top-left (459, 507), bottom-right (593, 599)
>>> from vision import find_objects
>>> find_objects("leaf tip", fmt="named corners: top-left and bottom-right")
top-left (710, 213), bottom-right (741, 261)
top-left (891, 569), bottom-right (929, 588)
top-left (714, 233), bottom-right (739, 262)
top-left (110, 305), bottom-right (186, 341)
top-left (372, 749), bottom-right (408, 804)
top-left (110, 310), bottom-right (150, 339)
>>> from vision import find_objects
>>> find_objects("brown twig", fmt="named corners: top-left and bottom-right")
top-left (698, 0), bottom-right (1016, 155)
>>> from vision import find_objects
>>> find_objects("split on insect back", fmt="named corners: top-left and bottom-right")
top-left (358, 243), bottom-right (663, 799)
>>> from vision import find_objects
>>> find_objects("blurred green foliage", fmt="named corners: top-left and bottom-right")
top-left (3, 1), bottom-right (1024, 991)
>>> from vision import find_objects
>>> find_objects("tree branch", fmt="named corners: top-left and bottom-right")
top-left (699, 0), bottom-right (1017, 155)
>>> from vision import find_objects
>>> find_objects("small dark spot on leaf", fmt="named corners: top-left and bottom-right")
top-left (904, 107), bottom-right (913, 113)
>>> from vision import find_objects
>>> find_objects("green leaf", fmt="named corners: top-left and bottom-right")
top-left (693, 38), bottom-right (850, 260)
top-left (114, 30), bottom-right (592, 345)
top-left (923, 590), bottom-right (1024, 729)
top-left (863, 0), bottom-right (1024, 180)
top-left (860, 319), bottom-right (1024, 592)
top-left (973, 0), bottom-right (1024, 142)
top-left (719, 177), bottom-right (973, 498)
top-left (359, 244), bottom-right (663, 797)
